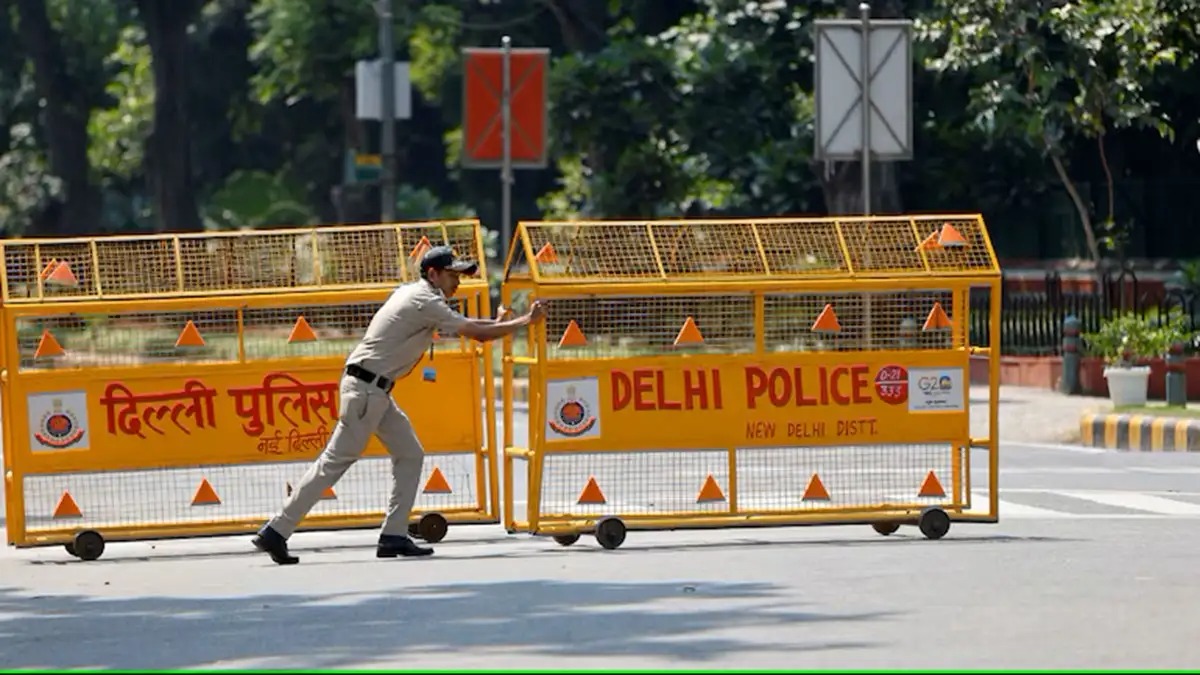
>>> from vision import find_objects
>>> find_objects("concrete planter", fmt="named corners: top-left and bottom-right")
top-left (1103, 366), bottom-right (1151, 407)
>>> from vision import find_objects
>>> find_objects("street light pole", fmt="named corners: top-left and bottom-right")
top-left (378, 0), bottom-right (396, 223)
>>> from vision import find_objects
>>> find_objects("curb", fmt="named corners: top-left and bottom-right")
top-left (1079, 413), bottom-right (1200, 451)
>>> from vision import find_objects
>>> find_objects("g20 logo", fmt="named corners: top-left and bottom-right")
top-left (917, 374), bottom-right (953, 392)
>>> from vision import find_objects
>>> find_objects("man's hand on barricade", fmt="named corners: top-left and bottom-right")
top-left (528, 300), bottom-right (549, 322)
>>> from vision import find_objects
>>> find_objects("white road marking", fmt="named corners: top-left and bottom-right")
top-left (1055, 490), bottom-right (1200, 516)
top-left (999, 441), bottom-right (1108, 455)
top-left (1128, 467), bottom-right (1200, 475)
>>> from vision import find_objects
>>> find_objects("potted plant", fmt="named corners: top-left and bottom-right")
top-left (1084, 311), bottom-right (1193, 407)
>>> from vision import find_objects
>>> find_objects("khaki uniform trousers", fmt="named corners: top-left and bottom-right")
top-left (267, 374), bottom-right (424, 538)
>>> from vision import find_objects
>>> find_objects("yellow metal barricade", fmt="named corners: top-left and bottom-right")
top-left (1, 220), bottom-right (498, 560)
top-left (500, 215), bottom-right (1002, 549)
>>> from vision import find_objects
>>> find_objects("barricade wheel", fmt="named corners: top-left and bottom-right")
top-left (73, 530), bottom-right (105, 561)
top-left (64, 543), bottom-right (76, 557)
top-left (917, 507), bottom-right (951, 540)
top-left (553, 534), bottom-right (580, 547)
top-left (872, 522), bottom-right (900, 536)
top-left (594, 517), bottom-right (626, 550)
top-left (417, 513), bottom-right (448, 543)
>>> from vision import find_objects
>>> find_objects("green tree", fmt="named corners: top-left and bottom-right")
top-left (918, 0), bottom-right (1186, 261)
top-left (8, 0), bottom-right (127, 234)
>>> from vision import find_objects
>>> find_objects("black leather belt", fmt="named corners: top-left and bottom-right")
top-left (346, 363), bottom-right (394, 392)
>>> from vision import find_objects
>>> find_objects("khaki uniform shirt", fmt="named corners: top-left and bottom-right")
top-left (344, 279), bottom-right (471, 381)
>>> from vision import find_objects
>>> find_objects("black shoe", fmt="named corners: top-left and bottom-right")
top-left (252, 525), bottom-right (299, 565)
top-left (376, 534), bottom-right (433, 558)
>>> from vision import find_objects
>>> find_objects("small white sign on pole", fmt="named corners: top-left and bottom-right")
top-left (355, 59), bottom-right (412, 121)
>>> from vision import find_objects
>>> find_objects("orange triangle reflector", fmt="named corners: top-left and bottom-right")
top-left (39, 259), bottom-right (59, 280)
top-left (577, 476), bottom-right (607, 505)
top-left (812, 304), bottom-right (841, 332)
top-left (409, 235), bottom-right (433, 259)
top-left (803, 474), bottom-right (831, 501)
top-left (915, 231), bottom-right (941, 252)
top-left (288, 315), bottom-right (318, 343)
top-left (175, 320), bottom-right (206, 348)
top-left (919, 471), bottom-right (946, 498)
top-left (938, 223), bottom-right (967, 247)
top-left (696, 474), bottom-right (726, 502)
top-left (53, 491), bottom-right (82, 518)
top-left (45, 261), bottom-right (78, 286)
top-left (558, 320), bottom-right (588, 347)
top-left (423, 467), bottom-right (453, 494)
top-left (923, 302), bottom-right (953, 331)
top-left (535, 242), bottom-right (558, 263)
top-left (674, 316), bottom-right (704, 346)
top-left (320, 486), bottom-right (337, 500)
top-left (34, 330), bottom-right (65, 359)
top-left (191, 478), bottom-right (222, 506)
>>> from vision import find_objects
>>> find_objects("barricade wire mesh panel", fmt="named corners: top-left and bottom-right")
top-left (534, 445), bottom-right (957, 521)
top-left (17, 310), bottom-right (241, 371)
top-left (524, 223), bottom-right (662, 279)
top-left (1, 221), bottom-right (486, 301)
top-left (2, 245), bottom-right (39, 298)
top-left (24, 454), bottom-right (482, 533)
top-left (546, 295), bottom-right (756, 359)
top-left (754, 221), bottom-right (849, 276)
top-left (649, 222), bottom-right (765, 277)
top-left (916, 218), bottom-right (997, 273)
top-left (539, 450), bottom-right (730, 517)
top-left (94, 238), bottom-right (180, 296)
top-left (3, 242), bottom-right (97, 300)
top-left (241, 302), bottom-right (380, 360)
top-left (313, 228), bottom-right (404, 287)
top-left (734, 445), bottom-right (956, 512)
top-left (17, 296), bottom-right (478, 369)
top-left (178, 233), bottom-right (311, 292)
top-left (763, 290), bottom-right (958, 352)
top-left (837, 220), bottom-right (930, 273)
top-left (515, 217), bottom-right (998, 282)
top-left (390, 221), bottom-right (481, 275)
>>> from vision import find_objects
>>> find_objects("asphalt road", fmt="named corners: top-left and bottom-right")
top-left (2, 411), bottom-right (1199, 669)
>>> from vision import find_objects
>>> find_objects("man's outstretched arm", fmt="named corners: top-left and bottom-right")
top-left (456, 302), bottom-right (548, 342)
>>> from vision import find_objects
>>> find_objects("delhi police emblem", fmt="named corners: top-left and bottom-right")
top-left (35, 398), bottom-right (85, 448)
top-left (549, 385), bottom-right (596, 437)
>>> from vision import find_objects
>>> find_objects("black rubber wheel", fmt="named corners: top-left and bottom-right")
top-left (64, 543), bottom-right (76, 557)
top-left (416, 512), bottom-right (448, 543)
top-left (872, 522), bottom-right (900, 536)
top-left (917, 507), bottom-right (951, 540)
top-left (594, 517), bottom-right (626, 550)
top-left (408, 522), bottom-right (420, 538)
top-left (72, 530), bottom-right (105, 561)
top-left (553, 534), bottom-right (580, 547)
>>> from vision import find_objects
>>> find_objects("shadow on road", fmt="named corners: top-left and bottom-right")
top-left (18, 527), bottom-right (1074, 568)
top-left (0, 580), bottom-right (890, 668)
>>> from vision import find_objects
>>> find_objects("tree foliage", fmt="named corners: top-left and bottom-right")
top-left (0, 0), bottom-right (1196, 265)
top-left (918, 0), bottom-right (1189, 261)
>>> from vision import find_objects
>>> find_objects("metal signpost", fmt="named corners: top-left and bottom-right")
top-left (356, 1), bottom-right (412, 223)
top-left (814, 3), bottom-right (913, 215)
top-left (462, 37), bottom-right (549, 265)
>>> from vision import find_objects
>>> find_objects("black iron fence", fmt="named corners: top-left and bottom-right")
top-left (968, 269), bottom-right (1200, 356)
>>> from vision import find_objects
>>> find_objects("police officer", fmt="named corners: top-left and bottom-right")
top-left (252, 245), bottom-right (547, 565)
